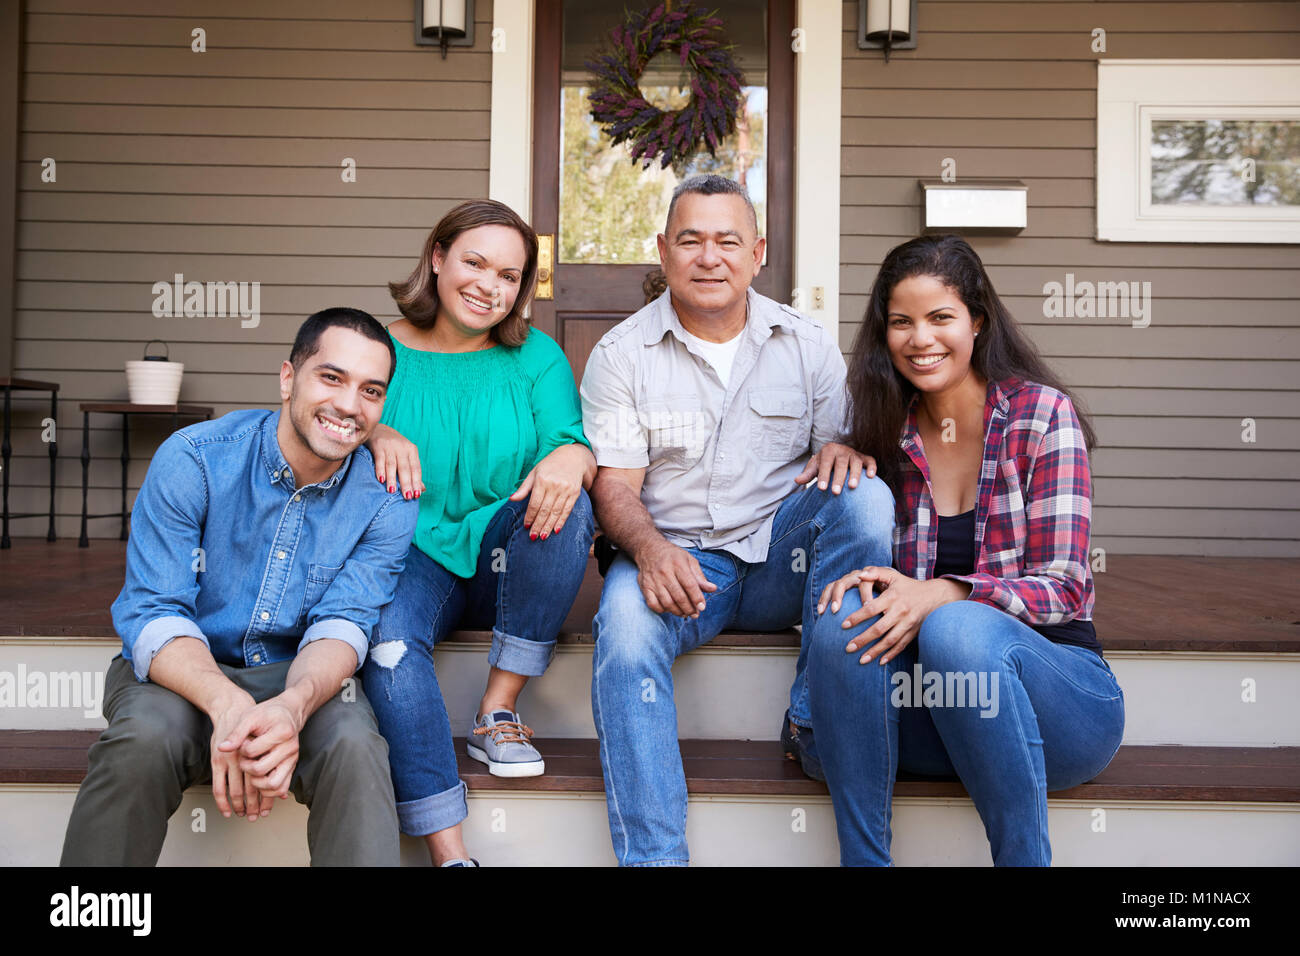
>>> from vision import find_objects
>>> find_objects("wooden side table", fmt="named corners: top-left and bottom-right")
top-left (79, 403), bottom-right (215, 548)
top-left (1, 378), bottom-right (60, 548)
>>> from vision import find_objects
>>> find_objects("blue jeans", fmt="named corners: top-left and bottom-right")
top-left (591, 478), bottom-right (895, 866)
top-left (361, 489), bottom-right (595, 836)
top-left (808, 595), bottom-right (1125, 866)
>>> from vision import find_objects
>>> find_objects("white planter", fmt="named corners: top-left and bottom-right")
top-left (126, 359), bottom-right (184, 405)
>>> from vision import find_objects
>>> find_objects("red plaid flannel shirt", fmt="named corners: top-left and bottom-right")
top-left (893, 378), bottom-right (1095, 625)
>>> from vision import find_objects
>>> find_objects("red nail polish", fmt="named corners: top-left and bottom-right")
top-left (404, 491), bottom-right (411, 499)
top-left (530, 532), bottom-right (537, 541)
top-left (541, 532), bottom-right (549, 540)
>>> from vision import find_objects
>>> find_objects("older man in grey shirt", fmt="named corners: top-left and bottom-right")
top-left (580, 174), bottom-right (895, 866)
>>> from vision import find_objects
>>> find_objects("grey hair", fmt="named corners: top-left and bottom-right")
top-left (664, 174), bottom-right (759, 237)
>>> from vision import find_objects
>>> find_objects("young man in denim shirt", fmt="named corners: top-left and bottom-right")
top-left (61, 308), bottom-right (418, 866)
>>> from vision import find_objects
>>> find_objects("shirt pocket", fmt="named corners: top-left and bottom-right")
top-left (748, 386), bottom-right (809, 462)
top-left (643, 395), bottom-right (708, 468)
top-left (298, 562), bottom-right (343, 628)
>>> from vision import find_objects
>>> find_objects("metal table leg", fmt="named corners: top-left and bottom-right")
top-left (1, 385), bottom-right (10, 549)
top-left (119, 413), bottom-right (130, 541)
top-left (46, 389), bottom-right (57, 541)
top-left (79, 410), bottom-right (90, 548)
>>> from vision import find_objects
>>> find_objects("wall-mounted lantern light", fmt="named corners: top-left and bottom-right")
top-left (919, 180), bottom-right (1028, 234)
top-left (415, 0), bottom-right (475, 58)
top-left (858, 0), bottom-right (917, 61)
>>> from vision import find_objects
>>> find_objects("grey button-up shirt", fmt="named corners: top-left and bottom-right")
top-left (580, 287), bottom-right (847, 564)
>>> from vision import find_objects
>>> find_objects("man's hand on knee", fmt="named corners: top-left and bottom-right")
top-left (794, 442), bottom-right (877, 495)
top-left (635, 541), bottom-right (717, 619)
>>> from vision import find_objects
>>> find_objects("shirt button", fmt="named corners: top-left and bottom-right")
top-left (260, 611), bottom-right (270, 620)
top-left (293, 494), bottom-right (301, 502)
top-left (252, 653), bottom-right (261, 663)
top-left (282, 469), bottom-right (290, 479)
top-left (277, 550), bottom-right (286, 559)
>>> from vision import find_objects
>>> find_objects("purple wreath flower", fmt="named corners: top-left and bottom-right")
top-left (586, 1), bottom-right (746, 168)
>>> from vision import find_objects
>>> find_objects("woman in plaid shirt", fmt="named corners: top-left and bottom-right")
top-left (806, 235), bottom-right (1125, 866)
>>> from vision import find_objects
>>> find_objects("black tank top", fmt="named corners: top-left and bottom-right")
top-left (934, 509), bottom-right (1103, 656)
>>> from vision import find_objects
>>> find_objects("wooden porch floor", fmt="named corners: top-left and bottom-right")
top-left (1, 538), bottom-right (1297, 653)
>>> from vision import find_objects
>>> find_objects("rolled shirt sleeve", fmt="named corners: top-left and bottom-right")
top-left (580, 342), bottom-right (650, 469)
top-left (110, 434), bottom-right (212, 682)
top-left (297, 493), bottom-right (419, 670)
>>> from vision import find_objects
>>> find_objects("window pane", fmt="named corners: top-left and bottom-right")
top-left (1150, 119), bottom-right (1300, 206)
top-left (559, 0), bottom-right (767, 264)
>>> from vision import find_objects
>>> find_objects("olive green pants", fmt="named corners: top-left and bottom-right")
top-left (60, 654), bottom-right (400, 866)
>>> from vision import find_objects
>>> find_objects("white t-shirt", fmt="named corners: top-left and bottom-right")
top-left (682, 327), bottom-right (744, 388)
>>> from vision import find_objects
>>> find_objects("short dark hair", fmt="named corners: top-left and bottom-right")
top-left (289, 307), bottom-right (396, 383)
top-left (664, 174), bottom-right (759, 236)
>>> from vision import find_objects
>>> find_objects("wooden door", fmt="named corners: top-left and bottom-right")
top-left (529, 0), bottom-right (795, 386)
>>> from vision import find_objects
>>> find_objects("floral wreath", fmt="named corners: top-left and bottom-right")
top-left (586, 2), bottom-right (745, 170)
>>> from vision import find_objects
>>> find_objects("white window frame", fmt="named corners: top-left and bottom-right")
top-left (1096, 59), bottom-right (1300, 243)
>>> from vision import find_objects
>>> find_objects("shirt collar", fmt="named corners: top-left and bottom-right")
top-left (899, 377), bottom-right (1014, 451)
top-left (259, 408), bottom-right (354, 492)
top-left (640, 287), bottom-right (793, 346)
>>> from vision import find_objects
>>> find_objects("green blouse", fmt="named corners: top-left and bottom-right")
top-left (380, 326), bottom-right (590, 577)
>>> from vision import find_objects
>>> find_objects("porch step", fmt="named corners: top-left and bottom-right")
top-left (3, 636), bottom-right (1297, 748)
top-left (2, 731), bottom-right (1297, 866)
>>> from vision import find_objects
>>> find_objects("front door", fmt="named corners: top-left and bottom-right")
top-left (529, 0), bottom-right (795, 386)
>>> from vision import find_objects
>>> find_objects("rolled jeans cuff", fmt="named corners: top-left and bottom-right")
top-left (396, 779), bottom-right (468, 837)
top-left (487, 628), bottom-right (555, 677)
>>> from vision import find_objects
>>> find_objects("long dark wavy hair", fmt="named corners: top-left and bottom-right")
top-left (845, 235), bottom-right (1097, 490)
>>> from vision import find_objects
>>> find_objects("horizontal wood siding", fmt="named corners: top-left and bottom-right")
top-left (8, 0), bottom-right (492, 539)
top-left (840, 0), bottom-right (1300, 557)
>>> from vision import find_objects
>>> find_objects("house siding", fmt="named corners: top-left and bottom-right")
top-left (8, 0), bottom-right (492, 534)
top-left (840, 0), bottom-right (1300, 556)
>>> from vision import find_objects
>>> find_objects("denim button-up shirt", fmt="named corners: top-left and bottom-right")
top-left (112, 409), bottom-right (418, 682)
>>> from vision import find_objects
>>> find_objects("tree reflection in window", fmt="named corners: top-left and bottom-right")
top-left (1151, 119), bottom-right (1300, 207)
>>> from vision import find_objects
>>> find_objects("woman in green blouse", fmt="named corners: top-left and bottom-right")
top-left (361, 199), bottom-right (596, 867)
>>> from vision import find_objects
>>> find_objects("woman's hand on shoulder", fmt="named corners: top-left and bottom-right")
top-left (817, 567), bottom-right (970, 665)
top-left (511, 443), bottom-right (594, 540)
top-left (366, 423), bottom-right (424, 499)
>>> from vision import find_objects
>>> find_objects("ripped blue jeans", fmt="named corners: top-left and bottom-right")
top-left (361, 490), bottom-right (594, 836)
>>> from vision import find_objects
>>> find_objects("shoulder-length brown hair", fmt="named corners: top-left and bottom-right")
top-left (389, 199), bottom-right (539, 347)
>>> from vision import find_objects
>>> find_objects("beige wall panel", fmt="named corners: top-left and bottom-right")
top-left (25, 104), bottom-right (489, 140)
top-left (23, 47), bottom-right (493, 81)
top-left (25, 74), bottom-right (491, 110)
top-left (842, 88), bottom-right (1095, 119)
top-left (19, 193), bottom-right (488, 226)
top-left (21, 134), bottom-right (489, 166)
top-left (17, 282), bottom-right (399, 317)
top-left (842, 31), bottom-right (1300, 59)
top-left (20, 223), bottom-right (439, 257)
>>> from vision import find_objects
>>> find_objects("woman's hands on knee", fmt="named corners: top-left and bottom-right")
top-left (818, 568), bottom-right (970, 665)
top-left (511, 443), bottom-right (594, 539)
